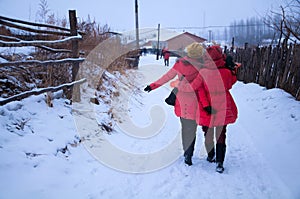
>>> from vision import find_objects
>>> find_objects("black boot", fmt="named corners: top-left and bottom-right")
top-left (184, 154), bottom-right (192, 166)
top-left (216, 162), bottom-right (224, 173)
top-left (207, 152), bottom-right (215, 163)
top-left (183, 142), bottom-right (195, 166)
top-left (216, 143), bottom-right (226, 173)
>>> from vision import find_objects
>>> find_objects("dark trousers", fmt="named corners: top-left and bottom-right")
top-left (202, 125), bottom-right (227, 163)
top-left (180, 118), bottom-right (197, 157)
top-left (202, 125), bottom-right (227, 145)
top-left (164, 58), bottom-right (169, 66)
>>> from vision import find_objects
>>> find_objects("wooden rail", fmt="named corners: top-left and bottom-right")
top-left (0, 10), bottom-right (84, 103)
top-left (0, 79), bottom-right (87, 106)
top-left (0, 35), bottom-right (82, 47)
top-left (0, 58), bottom-right (85, 67)
top-left (0, 15), bottom-right (85, 35)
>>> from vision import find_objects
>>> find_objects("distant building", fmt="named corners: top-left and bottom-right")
top-left (121, 28), bottom-right (207, 55)
top-left (143, 31), bottom-right (206, 51)
top-left (166, 32), bottom-right (206, 51)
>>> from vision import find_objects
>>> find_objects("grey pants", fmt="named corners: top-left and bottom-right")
top-left (180, 118), bottom-right (197, 157)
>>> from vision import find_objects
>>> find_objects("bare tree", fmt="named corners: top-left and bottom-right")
top-left (36, 0), bottom-right (50, 23)
top-left (264, 0), bottom-right (300, 43)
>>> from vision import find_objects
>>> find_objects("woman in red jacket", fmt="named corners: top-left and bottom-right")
top-left (162, 47), bottom-right (170, 66)
top-left (144, 42), bottom-right (204, 166)
top-left (178, 45), bottom-right (238, 173)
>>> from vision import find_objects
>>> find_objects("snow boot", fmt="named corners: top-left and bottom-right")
top-left (207, 155), bottom-right (215, 163)
top-left (183, 137), bottom-right (195, 166)
top-left (184, 155), bottom-right (193, 166)
top-left (216, 143), bottom-right (226, 173)
top-left (216, 162), bottom-right (224, 173)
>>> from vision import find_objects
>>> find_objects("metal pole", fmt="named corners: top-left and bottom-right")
top-left (156, 23), bottom-right (160, 60)
top-left (208, 30), bottom-right (212, 43)
top-left (135, 0), bottom-right (140, 49)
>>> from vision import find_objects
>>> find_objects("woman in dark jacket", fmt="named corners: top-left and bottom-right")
top-left (144, 42), bottom-right (204, 166)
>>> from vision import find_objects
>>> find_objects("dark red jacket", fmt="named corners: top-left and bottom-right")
top-left (150, 56), bottom-right (202, 120)
top-left (178, 46), bottom-right (238, 127)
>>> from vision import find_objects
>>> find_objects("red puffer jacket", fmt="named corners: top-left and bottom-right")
top-left (178, 46), bottom-right (238, 127)
top-left (149, 56), bottom-right (202, 120)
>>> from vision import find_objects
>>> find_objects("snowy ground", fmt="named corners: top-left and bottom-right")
top-left (0, 55), bottom-right (300, 199)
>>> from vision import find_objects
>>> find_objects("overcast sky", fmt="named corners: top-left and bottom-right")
top-left (1, 0), bottom-right (283, 33)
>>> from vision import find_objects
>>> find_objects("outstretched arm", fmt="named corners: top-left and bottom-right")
top-left (148, 67), bottom-right (177, 90)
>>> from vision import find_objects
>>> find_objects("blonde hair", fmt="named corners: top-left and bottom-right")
top-left (186, 42), bottom-right (204, 59)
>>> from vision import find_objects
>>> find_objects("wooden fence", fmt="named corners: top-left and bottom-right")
top-left (0, 10), bottom-right (85, 105)
top-left (232, 41), bottom-right (300, 101)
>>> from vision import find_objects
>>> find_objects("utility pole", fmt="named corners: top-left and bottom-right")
top-left (203, 12), bottom-right (206, 37)
top-left (156, 23), bottom-right (160, 60)
top-left (135, 0), bottom-right (140, 49)
top-left (208, 30), bottom-right (212, 43)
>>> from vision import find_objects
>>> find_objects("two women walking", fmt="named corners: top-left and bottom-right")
top-left (144, 42), bottom-right (239, 173)
top-left (177, 44), bottom-right (238, 173)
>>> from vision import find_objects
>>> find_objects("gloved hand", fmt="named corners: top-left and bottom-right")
top-left (144, 85), bottom-right (152, 92)
top-left (203, 106), bottom-right (217, 115)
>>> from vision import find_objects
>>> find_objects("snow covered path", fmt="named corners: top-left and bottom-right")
top-left (129, 55), bottom-right (298, 198)
top-left (0, 55), bottom-right (299, 199)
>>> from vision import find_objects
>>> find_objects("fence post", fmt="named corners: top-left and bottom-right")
top-left (224, 45), bottom-right (228, 54)
top-left (69, 10), bottom-right (80, 102)
top-left (231, 37), bottom-right (235, 52)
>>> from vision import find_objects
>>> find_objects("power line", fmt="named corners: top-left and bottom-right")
top-left (166, 24), bottom-right (267, 30)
